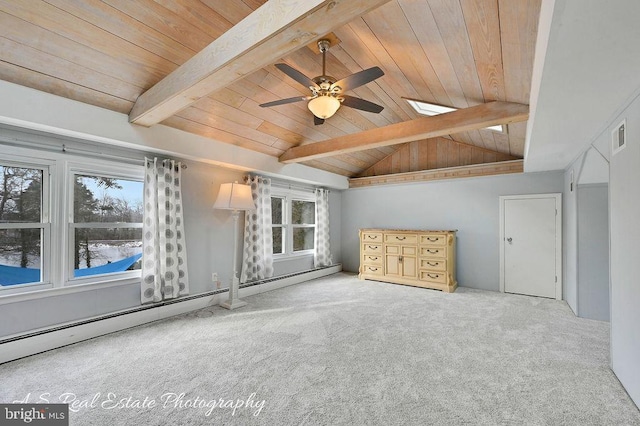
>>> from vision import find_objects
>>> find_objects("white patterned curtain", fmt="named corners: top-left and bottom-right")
top-left (240, 175), bottom-right (274, 283)
top-left (314, 188), bottom-right (333, 268)
top-left (141, 157), bottom-right (189, 303)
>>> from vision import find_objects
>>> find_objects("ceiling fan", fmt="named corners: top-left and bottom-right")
top-left (259, 39), bottom-right (385, 125)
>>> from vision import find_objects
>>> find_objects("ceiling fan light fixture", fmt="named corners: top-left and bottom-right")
top-left (308, 95), bottom-right (341, 119)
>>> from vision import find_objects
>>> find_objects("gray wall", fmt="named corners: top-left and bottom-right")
top-left (606, 92), bottom-right (640, 405)
top-left (340, 171), bottom-right (564, 291)
top-left (576, 184), bottom-right (609, 321)
top-left (0, 152), bottom-right (341, 338)
top-left (563, 146), bottom-right (610, 315)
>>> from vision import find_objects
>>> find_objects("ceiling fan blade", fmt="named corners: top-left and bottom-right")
top-left (341, 95), bottom-right (384, 113)
top-left (259, 96), bottom-right (309, 108)
top-left (332, 66), bottom-right (384, 92)
top-left (275, 63), bottom-right (319, 89)
top-left (314, 116), bottom-right (325, 126)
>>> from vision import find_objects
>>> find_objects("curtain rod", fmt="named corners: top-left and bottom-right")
top-left (0, 137), bottom-right (186, 169)
top-left (66, 146), bottom-right (187, 169)
top-left (270, 179), bottom-right (327, 193)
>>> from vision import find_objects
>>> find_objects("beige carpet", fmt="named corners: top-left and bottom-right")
top-left (1, 273), bottom-right (639, 425)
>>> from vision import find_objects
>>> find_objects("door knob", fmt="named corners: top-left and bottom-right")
top-left (506, 237), bottom-right (513, 244)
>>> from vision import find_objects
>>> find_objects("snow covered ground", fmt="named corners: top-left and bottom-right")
top-left (0, 241), bottom-right (142, 269)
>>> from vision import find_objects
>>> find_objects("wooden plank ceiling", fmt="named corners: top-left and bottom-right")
top-left (0, 0), bottom-right (542, 182)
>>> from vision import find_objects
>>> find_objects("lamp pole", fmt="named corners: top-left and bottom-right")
top-left (220, 209), bottom-right (247, 310)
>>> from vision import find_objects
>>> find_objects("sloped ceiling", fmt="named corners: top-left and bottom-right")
top-left (526, 0), bottom-right (640, 172)
top-left (0, 0), bottom-right (542, 179)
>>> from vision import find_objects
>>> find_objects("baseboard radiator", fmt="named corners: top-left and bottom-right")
top-left (0, 264), bottom-right (342, 364)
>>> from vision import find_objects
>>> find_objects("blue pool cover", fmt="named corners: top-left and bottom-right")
top-left (0, 253), bottom-right (142, 286)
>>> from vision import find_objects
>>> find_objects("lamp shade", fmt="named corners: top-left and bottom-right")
top-left (308, 95), bottom-right (341, 119)
top-left (213, 182), bottom-right (255, 211)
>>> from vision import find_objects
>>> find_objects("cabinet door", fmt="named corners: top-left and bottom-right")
top-left (385, 244), bottom-right (401, 276)
top-left (385, 244), bottom-right (417, 279)
top-left (401, 255), bottom-right (417, 278)
top-left (400, 246), bottom-right (417, 279)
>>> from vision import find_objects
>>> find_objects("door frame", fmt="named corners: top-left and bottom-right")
top-left (499, 193), bottom-right (563, 300)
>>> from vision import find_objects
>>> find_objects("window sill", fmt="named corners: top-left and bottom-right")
top-left (273, 251), bottom-right (314, 262)
top-left (0, 276), bottom-right (141, 306)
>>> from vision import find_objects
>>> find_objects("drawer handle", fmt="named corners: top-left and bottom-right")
top-left (368, 267), bottom-right (378, 272)
top-left (367, 235), bottom-right (378, 240)
top-left (396, 236), bottom-right (406, 240)
top-left (427, 273), bottom-right (439, 279)
top-left (369, 256), bottom-right (378, 261)
top-left (368, 245), bottom-right (378, 250)
top-left (427, 262), bottom-right (439, 266)
top-left (427, 237), bottom-right (439, 242)
top-left (427, 249), bottom-right (439, 254)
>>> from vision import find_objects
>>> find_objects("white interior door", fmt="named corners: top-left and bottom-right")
top-left (501, 195), bottom-right (561, 299)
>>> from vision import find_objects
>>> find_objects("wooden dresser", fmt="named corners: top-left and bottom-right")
top-left (359, 228), bottom-right (457, 293)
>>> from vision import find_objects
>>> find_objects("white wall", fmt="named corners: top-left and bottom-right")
top-left (605, 92), bottom-right (640, 405)
top-left (0, 132), bottom-right (342, 338)
top-left (340, 171), bottom-right (563, 291)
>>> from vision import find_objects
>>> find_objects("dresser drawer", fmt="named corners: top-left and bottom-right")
top-left (384, 233), bottom-right (418, 245)
top-left (420, 259), bottom-right (446, 271)
top-left (419, 271), bottom-right (447, 284)
top-left (419, 234), bottom-right (447, 246)
top-left (362, 254), bottom-right (383, 266)
top-left (362, 265), bottom-right (384, 276)
top-left (362, 243), bottom-right (383, 254)
top-left (420, 246), bottom-right (446, 259)
top-left (361, 232), bottom-right (383, 243)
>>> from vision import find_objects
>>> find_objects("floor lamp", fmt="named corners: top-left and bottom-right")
top-left (213, 182), bottom-right (255, 310)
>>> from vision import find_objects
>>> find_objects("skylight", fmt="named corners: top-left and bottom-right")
top-left (404, 98), bottom-right (504, 133)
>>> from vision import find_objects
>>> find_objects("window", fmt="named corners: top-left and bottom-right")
top-left (270, 189), bottom-right (315, 257)
top-left (0, 142), bottom-right (145, 296)
top-left (291, 200), bottom-right (315, 252)
top-left (0, 162), bottom-right (49, 288)
top-left (70, 173), bottom-right (143, 281)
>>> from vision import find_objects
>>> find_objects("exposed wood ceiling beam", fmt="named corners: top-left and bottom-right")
top-left (128, 0), bottom-right (392, 126)
top-left (279, 101), bottom-right (529, 163)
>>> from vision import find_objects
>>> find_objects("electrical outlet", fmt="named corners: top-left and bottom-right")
top-left (212, 272), bottom-right (218, 283)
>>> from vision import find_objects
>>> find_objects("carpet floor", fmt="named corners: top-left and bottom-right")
top-left (1, 273), bottom-right (639, 425)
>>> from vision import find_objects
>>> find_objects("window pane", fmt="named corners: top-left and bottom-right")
top-left (0, 165), bottom-right (42, 223)
top-left (271, 197), bottom-right (283, 224)
top-left (272, 226), bottom-right (284, 254)
top-left (293, 227), bottom-right (314, 251)
top-left (73, 228), bottom-right (142, 278)
top-left (74, 175), bottom-right (143, 223)
top-left (292, 200), bottom-right (315, 225)
top-left (0, 228), bottom-right (42, 286)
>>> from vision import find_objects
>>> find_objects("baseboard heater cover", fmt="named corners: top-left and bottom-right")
top-left (0, 264), bottom-right (341, 364)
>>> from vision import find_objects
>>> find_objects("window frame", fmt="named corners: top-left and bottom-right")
top-left (0, 156), bottom-right (52, 295)
top-left (66, 162), bottom-right (144, 286)
top-left (270, 187), bottom-right (316, 260)
top-left (271, 195), bottom-right (286, 256)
